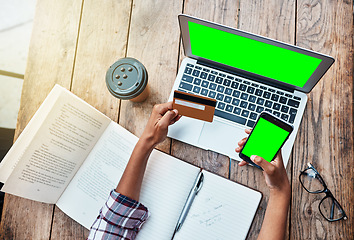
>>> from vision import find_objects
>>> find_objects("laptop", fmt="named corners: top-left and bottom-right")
top-left (168, 14), bottom-right (334, 166)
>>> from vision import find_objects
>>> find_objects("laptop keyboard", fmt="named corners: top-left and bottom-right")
top-left (178, 63), bottom-right (300, 128)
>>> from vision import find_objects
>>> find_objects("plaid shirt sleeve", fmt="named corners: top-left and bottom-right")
top-left (87, 190), bottom-right (149, 240)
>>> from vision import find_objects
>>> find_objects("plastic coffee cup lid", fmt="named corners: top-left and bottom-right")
top-left (106, 57), bottom-right (148, 100)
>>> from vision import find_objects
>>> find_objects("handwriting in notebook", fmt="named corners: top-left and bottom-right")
top-left (190, 196), bottom-right (227, 227)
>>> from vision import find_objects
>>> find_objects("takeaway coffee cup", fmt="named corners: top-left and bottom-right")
top-left (106, 57), bottom-right (149, 102)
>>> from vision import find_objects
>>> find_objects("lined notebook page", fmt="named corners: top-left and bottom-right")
top-left (175, 170), bottom-right (262, 240)
top-left (136, 150), bottom-right (200, 240)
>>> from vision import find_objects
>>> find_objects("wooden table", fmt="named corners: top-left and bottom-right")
top-left (0, 0), bottom-right (353, 239)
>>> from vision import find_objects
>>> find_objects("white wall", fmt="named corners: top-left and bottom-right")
top-left (0, 0), bottom-right (37, 129)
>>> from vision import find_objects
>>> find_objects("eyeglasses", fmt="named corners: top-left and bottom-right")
top-left (299, 163), bottom-right (347, 222)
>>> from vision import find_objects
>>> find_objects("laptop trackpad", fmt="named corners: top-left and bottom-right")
top-left (168, 117), bottom-right (204, 144)
top-left (198, 120), bottom-right (247, 161)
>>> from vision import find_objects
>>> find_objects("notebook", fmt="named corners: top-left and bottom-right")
top-left (136, 152), bottom-right (262, 240)
top-left (168, 14), bottom-right (334, 166)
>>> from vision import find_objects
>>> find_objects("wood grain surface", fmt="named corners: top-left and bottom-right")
top-left (0, 0), bottom-right (83, 239)
top-left (0, 0), bottom-right (353, 239)
top-left (291, 1), bottom-right (354, 239)
top-left (70, 0), bottom-right (132, 121)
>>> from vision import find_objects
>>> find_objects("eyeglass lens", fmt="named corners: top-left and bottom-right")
top-left (320, 197), bottom-right (345, 221)
top-left (300, 168), bottom-right (325, 193)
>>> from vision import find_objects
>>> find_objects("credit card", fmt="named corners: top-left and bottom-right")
top-left (172, 90), bottom-right (216, 122)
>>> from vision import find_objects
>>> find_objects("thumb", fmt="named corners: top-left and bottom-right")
top-left (250, 155), bottom-right (275, 174)
top-left (159, 109), bottom-right (178, 129)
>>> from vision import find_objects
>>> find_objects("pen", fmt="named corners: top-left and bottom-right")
top-left (171, 170), bottom-right (204, 239)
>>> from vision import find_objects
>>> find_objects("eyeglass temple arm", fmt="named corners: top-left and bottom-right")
top-left (330, 200), bottom-right (335, 220)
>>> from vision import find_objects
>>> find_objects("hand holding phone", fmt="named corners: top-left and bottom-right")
top-left (238, 112), bottom-right (293, 170)
top-left (235, 124), bottom-right (291, 192)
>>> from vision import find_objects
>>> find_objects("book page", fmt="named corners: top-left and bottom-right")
top-left (175, 171), bottom-right (262, 240)
top-left (1, 86), bottom-right (111, 203)
top-left (56, 122), bottom-right (138, 229)
top-left (136, 151), bottom-right (200, 240)
top-left (0, 85), bottom-right (62, 183)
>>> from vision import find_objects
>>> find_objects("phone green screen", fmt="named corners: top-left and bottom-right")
top-left (188, 21), bottom-right (322, 88)
top-left (241, 118), bottom-right (290, 162)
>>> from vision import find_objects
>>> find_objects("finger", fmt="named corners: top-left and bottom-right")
top-left (273, 149), bottom-right (285, 168)
top-left (154, 102), bottom-right (173, 116)
top-left (162, 101), bottom-right (173, 110)
top-left (245, 128), bottom-right (252, 134)
top-left (250, 155), bottom-right (275, 174)
top-left (170, 114), bottom-right (182, 125)
top-left (238, 137), bottom-right (247, 147)
top-left (158, 109), bottom-right (178, 129)
top-left (238, 160), bottom-right (248, 166)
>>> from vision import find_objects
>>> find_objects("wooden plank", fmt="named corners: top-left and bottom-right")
top-left (51, 208), bottom-right (88, 240)
top-left (0, 0), bottom-right (83, 239)
top-left (70, 0), bottom-right (132, 121)
top-left (230, 1), bottom-right (295, 239)
top-left (118, 0), bottom-right (183, 154)
top-left (291, 1), bottom-right (354, 239)
top-left (49, 0), bottom-right (132, 238)
top-left (171, 0), bottom-right (240, 179)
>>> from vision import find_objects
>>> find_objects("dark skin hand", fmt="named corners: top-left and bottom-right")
top-left (236, 128), bottom-right (291, 240)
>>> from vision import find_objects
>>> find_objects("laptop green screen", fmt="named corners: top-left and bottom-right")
top-left (188, 21), bottom-right (322, 88)
top-left (241, 117), bottom-right (290, 162)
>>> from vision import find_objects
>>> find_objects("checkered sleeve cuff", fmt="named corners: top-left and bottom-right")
top-left (101, 190), bottom-right (149, 231)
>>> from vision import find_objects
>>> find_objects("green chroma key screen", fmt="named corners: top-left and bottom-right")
top-left (188, 21), bottom-right (322, 88)
top-left (242, 118), bottom-right (290, 162)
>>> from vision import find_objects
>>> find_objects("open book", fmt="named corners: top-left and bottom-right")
top-left (0, 85), bottom-right (262, 239)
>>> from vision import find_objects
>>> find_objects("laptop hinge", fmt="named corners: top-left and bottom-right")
top-left (196, 60), bottom-right (295, 93)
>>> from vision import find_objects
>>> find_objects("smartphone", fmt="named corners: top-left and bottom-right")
top-left (239, 112), bottom-right (293, 170)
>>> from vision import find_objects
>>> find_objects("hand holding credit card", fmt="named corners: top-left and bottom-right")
top-left (172, 90), bottom-right (216, 122)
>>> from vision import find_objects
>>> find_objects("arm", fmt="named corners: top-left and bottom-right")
top-left (236, 129), bottom-right (291, 240)
top-left (259, 183), bottom-right (290, 240)
top-left (88, 102), bottom-right (180, 240)
top-left (116, 102), bottom-right (180, 201)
